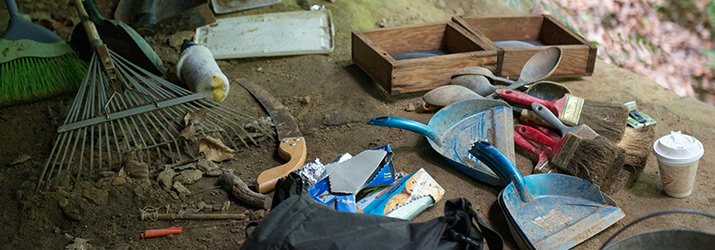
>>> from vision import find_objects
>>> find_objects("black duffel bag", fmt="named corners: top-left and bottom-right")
top-left (240, 173), bottom-right (503, 250)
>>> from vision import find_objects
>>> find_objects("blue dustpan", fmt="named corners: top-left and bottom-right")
top-left (368, 99), bottom-right (514, 186)
top-left (470, 141), bottom-right (624, 250)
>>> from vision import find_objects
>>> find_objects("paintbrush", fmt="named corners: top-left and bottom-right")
top-left (600, 125), bottom-right (656, 194)
top-left (515, 120), bottom-right (626, 191)
top-left (513, 129), bottom-right (557, 174)
top-left (497, 89), bottom-right (629, 142)
top-left (530, 103), bottom-right (599, 140)
top-left (617, 125), bottom-right (656, 174)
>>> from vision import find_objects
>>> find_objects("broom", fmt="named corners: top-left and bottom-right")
top-left (0, 0), bottom-right (85, 107)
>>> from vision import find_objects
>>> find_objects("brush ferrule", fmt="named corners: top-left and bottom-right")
top-left (560, 95), bottom-right (584, 126)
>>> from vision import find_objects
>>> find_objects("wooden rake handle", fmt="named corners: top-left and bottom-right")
top-left (256, 136), bottom-right (307, 194)
top-left (73, 0), bottom-right (101, 47)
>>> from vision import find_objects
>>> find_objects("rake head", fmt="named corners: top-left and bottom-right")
top-left (38, 49), bottom-right (271, 190)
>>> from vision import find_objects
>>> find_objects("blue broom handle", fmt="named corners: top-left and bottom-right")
top-left (6, 0), bottom-right (19, 17)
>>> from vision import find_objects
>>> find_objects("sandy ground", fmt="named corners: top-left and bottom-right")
top-left (1, 0), bottom-right (714, 249)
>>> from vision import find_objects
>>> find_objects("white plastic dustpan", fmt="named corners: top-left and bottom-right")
top-left (194, 10), bottom-right (334, 59)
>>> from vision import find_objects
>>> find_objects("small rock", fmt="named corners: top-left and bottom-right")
top-left (221, 201), bottom-right (230, 212)
top-left (99, 171), bottom-right (115, 178)
top-left (112, 176), bottom-right (127, 186)
top-left (53, 226), bottom-right (61, 234)
top-left (83, 187), bottom-right (108, 206)
top-left (157, 168), bottom-right (176, 191)
top-left (58, 198), bottom-right (69, 209)
top-left (299, 96), bottom-right (311, 105)
top-left (174, 170), bottom-right (203, 185)
top-left (230, 227), bottom-right (241, 234)
top-left (173, 182), bottom-right (191, 197)
top-left (197, 201), bottom-right (212, 212)
top-left (14, 190), bottom-right (24, 201)
top-left (196, 158), bottom-right (219, 173)
top-left (205, 169), bottom-right (223, 177)
top-left (249, 209), bottom-right (266, 220)
top-left (256, 67), bottom-right (263, 72)
top-left (169, 191), bottom-right (179, 200)
top-left (405, 103), bottom-right (416, 112)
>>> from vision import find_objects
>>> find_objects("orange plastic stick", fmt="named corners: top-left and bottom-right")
top-left (141, 227), bottom-right (183, 239)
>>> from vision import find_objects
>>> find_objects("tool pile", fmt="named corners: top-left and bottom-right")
top-left (5, 1), bottom-right (700, 250)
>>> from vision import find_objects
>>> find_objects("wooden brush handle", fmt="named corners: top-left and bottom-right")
top-left (495, 89), bottom-right (557, 113)
top-left (515, 125), bottom-right (557, 149)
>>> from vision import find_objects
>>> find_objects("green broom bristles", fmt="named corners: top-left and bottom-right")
top-left (0, 53), bottom-right (86, 107)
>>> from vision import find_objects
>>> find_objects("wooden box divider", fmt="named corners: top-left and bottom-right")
top-left (453, 14), bottom-right (597, 78)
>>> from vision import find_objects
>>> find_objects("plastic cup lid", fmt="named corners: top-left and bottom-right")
top-left (653, 131), bottom-right (704, 164)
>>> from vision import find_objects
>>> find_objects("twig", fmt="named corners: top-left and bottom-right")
top-left (218, 171), bottom-right (271, 209)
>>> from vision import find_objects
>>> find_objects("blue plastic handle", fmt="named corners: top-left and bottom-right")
top-left (368, 116), bottom-right (441, 147)
top-left (6, 0), bottom-right (19, 16)
top-left (469, 141), bottom-right (533, 203)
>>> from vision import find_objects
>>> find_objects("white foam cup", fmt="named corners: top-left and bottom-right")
top-left (652, 131), bottom-right (704, 198)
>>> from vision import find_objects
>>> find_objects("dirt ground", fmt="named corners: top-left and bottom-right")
top-left (1, 0), bottom-right (714, 249)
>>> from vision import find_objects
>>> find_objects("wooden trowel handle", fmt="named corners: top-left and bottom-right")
top-left (256, 137), bottom-right (307, 194)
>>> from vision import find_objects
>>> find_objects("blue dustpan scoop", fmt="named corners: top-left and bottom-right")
top-left (470, 141), bottom-right (625, 250)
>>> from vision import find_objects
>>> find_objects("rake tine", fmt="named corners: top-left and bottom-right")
top-left (98, 120), bottom-right (104, 171)
top-left (68, 130), bottom-right (82, 180)
top-left (37, 133), bottom-right (64, 191)
top-left (109, 120), bottom-right (122, 164)
top-left (103, 122), bottom-right (112, 168)
top-left (89, 125), bottom-right (95, 178)
top-left (77, 127), bottom-right (88, 180)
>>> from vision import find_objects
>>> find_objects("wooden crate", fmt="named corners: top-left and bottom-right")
top-left (453, 14), bottom-right (596, 78)
top-left (351, 21), bottom-right (499, 94)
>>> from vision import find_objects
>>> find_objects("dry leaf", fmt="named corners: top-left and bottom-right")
top-left (178, 123), bottom-right (196, 141)
top-left (178, 111), bottom-right (205, 141)
top-left (9, 153), bottom-right (31, 165)
top-left (65, 236), bottom-right (91, 250)
top-left (199, 137), bottom-right (235, 162)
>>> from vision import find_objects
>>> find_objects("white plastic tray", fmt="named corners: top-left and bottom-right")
top-left (194, 10), bottom-right (334, 59)
top-left (210, 0), bottom-right (281, 14)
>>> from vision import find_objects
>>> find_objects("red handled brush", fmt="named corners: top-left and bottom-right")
top-left (515, 124), bottom-right (626, 190)
top-left (497, 89), bottom-right (628, 142)
top-left (519, 116), bottom-right (560, 141)
top-left (513, 130), bottom-right (556, 174)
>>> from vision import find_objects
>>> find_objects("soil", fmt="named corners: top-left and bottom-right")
top-left (1, 0), bottom-right (714, 249)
